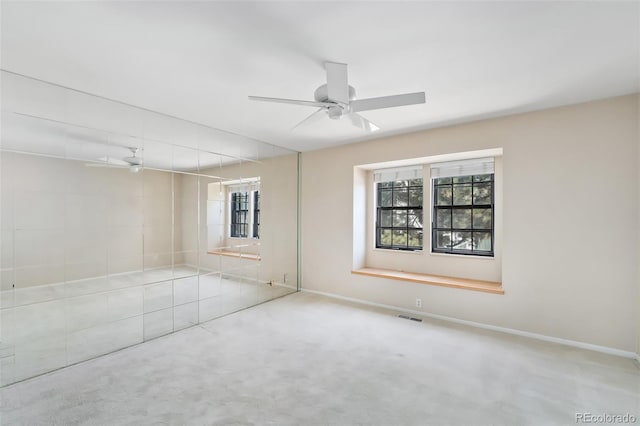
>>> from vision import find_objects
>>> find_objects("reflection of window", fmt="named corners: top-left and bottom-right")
top-left (432, 172), bottom-right (494, 256)
top-left (376, 179), bottom-right (423, 251)
top-left (253, 191), bottom-right (260, 238)
top-left (230, 190), bottom-right (260, 239)
top-left (230, 192), bottom-right (249, 238)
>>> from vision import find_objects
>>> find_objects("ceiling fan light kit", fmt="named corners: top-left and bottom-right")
top-left (249, 61), bottom-right (426, 132)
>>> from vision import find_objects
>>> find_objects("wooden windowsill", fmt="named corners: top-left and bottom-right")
top-left (207, 250), bottom-right (261, 261)
top-left (351, 267), bottom-right (503, 294)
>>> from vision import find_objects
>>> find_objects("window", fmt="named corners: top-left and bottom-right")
top-left (230, 189), bottom-right (260, 239)
top-left (431, 158), bottom-right (494, 256)
top-left (230, 191), bottom-right (249, 238)
top-left (375, 178), bottom-right (423, 251)
top-left (253, 190), bottom-right (260, 238)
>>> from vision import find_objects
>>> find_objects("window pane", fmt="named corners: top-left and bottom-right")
top-left (473, 183), bottom-right (492, 205)
top-left (392, 229), bottom-right (407, 247)
top-left (379, 229), bottom-right (392, 246)
top-left (453, 176), bottom-right (472, 184)
top-left (377, 179), bottom-right (423, 251)
top-left (452, 231), bottom-right (472, 250)
top-left (453, 184), bottom-right (472, 205)
top-left (379, 189), bottom-right (392, 207)
top-left (473, 208), bottom-right (492, 229)
top-left (473, 232), bottom-right (492, 251)
top-left (452, 209), bottom-right (472, 229)
top-left (408, 230), bottom-right (423, 248)
top-left (392, 189), bottom-right (408, 207)
top-left (379, 210), bottom-right (392, 227)
top-left (407, 211), bottom-right (422, 228)
top-left (473, 174), bottom-right (492, 182)
top-left (433, 173), bottom-right (494, 256)
top-left (436, 186), bottom-right (452, 206)
top-left (435, 208), bottom-right (451, 228)
top-left (393, 210), bottom-right (407, 227)
top-left (408, 189), bottom-right (422, 207)
top-left (253, 191), bottom-right (260, 239)
top-left (435, 231), bottom-right (451, 249)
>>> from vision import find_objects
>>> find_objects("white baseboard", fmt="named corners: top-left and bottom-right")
top-left (301, 288), bottom-right (637, 360)
top-left (273, 282), bottom-right (298, 291)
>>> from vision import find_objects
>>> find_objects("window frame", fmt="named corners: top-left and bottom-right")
top-left (374, 178), bottom-right (424, 252)
top-left (252, 190), bottom-right (260, 239)
top-left (230, 191), bottom-right (250, 238)
top-left (229, 189), bottom-right (260, 240)
top-left (431, 173), bottom-right (495, 257)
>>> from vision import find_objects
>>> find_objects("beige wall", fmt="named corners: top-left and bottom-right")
top-left (301, 94), bottom-right (639, 352)
top-left (0, 152), bottom-right (183, 290)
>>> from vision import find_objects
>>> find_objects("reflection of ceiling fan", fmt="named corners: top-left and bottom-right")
top-left (86, 147), bottom-right (143, 173)
top-left (249, 61), bottom-right (426, 132)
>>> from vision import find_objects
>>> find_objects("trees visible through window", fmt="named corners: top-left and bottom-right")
top-left (432, 174), bottom-right (494, 256)
top-left (376, 179), bottom-right (423, 250)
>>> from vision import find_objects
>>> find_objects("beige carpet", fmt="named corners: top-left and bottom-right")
top-left (1, 292), bottom-right (638, 425)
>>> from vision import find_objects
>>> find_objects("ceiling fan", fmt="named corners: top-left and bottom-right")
top-left (86, 147), bottom-right (143, 173)
top-left (249, 62), bottom-right (426, 132)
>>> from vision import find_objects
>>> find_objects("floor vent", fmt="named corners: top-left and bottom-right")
top-left (398, 315), bottom-right (422, 322)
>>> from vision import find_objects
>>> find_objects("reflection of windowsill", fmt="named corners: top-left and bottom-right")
top-left (207, 250), bottom-right (261, 261)
top-left (351, 267), bottom-right (503, 294)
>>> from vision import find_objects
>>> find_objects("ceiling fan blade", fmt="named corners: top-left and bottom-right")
top-left (325, 62), bottom-right (349, 104)
top-left (350, 92), bottom-right (426, 113)
top-left (248, 96), bottom-right (331, 108)
top-left (123, 157), bottom-right (142, 166)
top-left (85, 163), bottom-right (127, 169)
top-left (96, 156), bottom-right (130, 166)
top-left (291, 108), bottom-right (326, 131)
top-left (347, 113), bottom-right (380, 132)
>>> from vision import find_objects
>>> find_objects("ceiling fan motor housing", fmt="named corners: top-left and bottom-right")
top-left (315, 84), bottom-right (356, 119)
top-left (314, 84), bottom-right (356, 103)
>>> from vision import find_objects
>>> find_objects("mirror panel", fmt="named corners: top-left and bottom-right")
top-left (0, 71), bottom-right (299, 386)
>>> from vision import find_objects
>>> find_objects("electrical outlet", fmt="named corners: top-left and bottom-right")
top-left (415, 298), bottom-right (422, 308)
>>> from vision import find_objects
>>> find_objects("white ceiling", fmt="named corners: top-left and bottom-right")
top-left (1, 1), bottom-right (639, 153)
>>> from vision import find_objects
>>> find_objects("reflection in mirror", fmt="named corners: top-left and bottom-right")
top-left (0, 70), bottom-right (299, 386)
